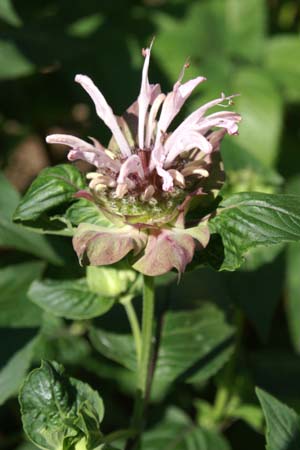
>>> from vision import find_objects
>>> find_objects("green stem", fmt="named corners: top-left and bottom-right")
top-left (138, 275), bottom-right (155, 396)
top-left (123, 298), bottom-right (142, 364)
top-left (128, 275), bottom-right (155, 447)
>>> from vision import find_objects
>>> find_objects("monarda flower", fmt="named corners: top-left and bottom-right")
top-left (46, 44), bottom-right (241, 276)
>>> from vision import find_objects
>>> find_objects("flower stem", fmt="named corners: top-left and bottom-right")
top-left (127, 275), bottom-right (155, 448)
top-left (138, 275), bottom-right (155, 396)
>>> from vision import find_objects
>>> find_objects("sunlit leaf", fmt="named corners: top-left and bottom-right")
top-left (208, 193), bottom-right (300, 271)
top-left (29, 278), bottom-right (114, 320)
top-left (19, 361), bottom-right (104, 450)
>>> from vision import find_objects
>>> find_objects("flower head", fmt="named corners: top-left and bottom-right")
top-left (46, 44), bottom-right (241, 276)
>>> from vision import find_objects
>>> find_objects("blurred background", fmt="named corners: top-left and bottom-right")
top-left (1, 0), bottom-right (300, 449)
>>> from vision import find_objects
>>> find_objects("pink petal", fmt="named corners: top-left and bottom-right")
top-left (75, 74), bottom-right (132, 158)
top-left (164, 129), bottom-right (212, 167)
top-left (157, 76), bottom-right (206, 135)
top-left (46, 134), bottom-right (94, 151)
top-left (73, 223), bottom-right (147, 266)
top-left (156, 164), bottom-right (174, 191)
top-left (138, 44), bottom-right (161, 149)
top-left (46, 133), bottom-right (120, 171)
top-left (133, 229), bottom-right (195, 276)
top-left (117, 154), bottom-right (145, 184)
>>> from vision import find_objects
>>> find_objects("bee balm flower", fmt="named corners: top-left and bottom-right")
top-left (46, 44), bottom-right (241, 276)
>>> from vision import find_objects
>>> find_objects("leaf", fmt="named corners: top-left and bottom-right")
top-left (208, 192), bottom-right (300, 271)
top-left (142, 407), bottom-right (231, 450)
top-left (0, 40), bottom-right (33, 80)
top-left (0, 337), bottom-right (38, 406)
top-left (221, 140), bottom-right (282, 197)
top-left (285, 176), bottom-right (300, 353)
top-left (256, 388), bottom-right (300, 450)
top-left (232, 67), bottom-right (282, 166)
top-left (66, 199), bottom-right (112, 228)
top-left (0, 0), bottom-right (21, 26)
top-left (0, 172), bottom-right (61, 264)
top-left (13, 164), bottom-right (85, 231)
top-left (0, 262), bottom-right (45, 327)
top-left (90, 304), bottom-right (234, 398)
top-left (89, 328), bottom-right (136, 371)
top-left (28, 278), bottom-right (115, 320)
top-left (19, 361), bottom-right (104, 450)
top-left (152, 304), bottom-right (234, 394)
top-left (265, 35), bottom-right (300, 102)
top-left (225, 0), bottom-right (266, 62)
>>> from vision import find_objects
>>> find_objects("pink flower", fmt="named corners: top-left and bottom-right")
top-left (46, 44), bottom-right (241, 276)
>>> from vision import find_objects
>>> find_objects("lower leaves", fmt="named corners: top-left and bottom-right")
top-left (19, 361), bottom-right (105, 450)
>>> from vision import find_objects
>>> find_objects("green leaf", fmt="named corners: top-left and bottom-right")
top-left (28, 278), bottom-right (115, 320)
top-left (285, 176), bottom-right (300, 353)
top-left (232, 67), bottom-right (282, 166)
top-left (152, 304), bottom-right (234, 394)
top-left (0, 337), bottom-right (38, 406)
top-left (66, 199), bottom-right (112, 228)
top-left (0, 262), bottom-right (45, 327)
top-left (256, 388), bottom-right (300, 450)
top-left (89, 328), bottom-right (136, 371)
top-left (0, 40), bottom-right (33, 80)
top-left (221, 141), bottom-right (282, 197)
top-left (90, 304), bottom-right (234, 398)
top-left (0, 0), bottom-right (21, 26)
top-left (208, 193), bottom-right (300, 271)
top-left (13, 164), bottom-right (85, 232)
top-left (142, 407), bottom-right (231, 450)
top-left (225, 0), bottom-right (266, 62)
top-left (20, 361), bottom-right (104, 450)
top-left (265, 35), bottom-right (300, 102)
top-left (0, 172), bottom-right (61, 264)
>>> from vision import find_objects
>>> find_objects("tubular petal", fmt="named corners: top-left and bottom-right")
top-left (117, 154), bottom-right (145, 184)
top-left (75, 74), bottom-right (132, 158)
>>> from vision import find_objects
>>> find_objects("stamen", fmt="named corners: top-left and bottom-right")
top-left (141, 185), bottom-right (155, 202)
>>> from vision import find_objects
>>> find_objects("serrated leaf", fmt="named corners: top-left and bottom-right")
top-left (265, 35), bottom-right (300, 102)
top-left (13, 164), bottom-right (85, 232)
top-left (0, 262), bottom-right (45, 327)
top-left (142, 407), bottom-right (231, 450)
top-left (0, 337), bottom-right (38, 406)
top-left (232, 68), bottom-right (282, 166)
top-left (29, 278), bottom-right (114, 320)
top-left (152, 304), bottom-right (234, 394)
top-left (256, 388), bottom-right (300, 450)
top-left (208, 193), bottom-right (300, 271)
top-left (19, 361), bottom-right (104, 450)
top-left (90, 304), bottom-right (234, 398)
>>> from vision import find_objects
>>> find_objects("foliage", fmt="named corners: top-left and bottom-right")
top-left (1, 1), bottom-right (300, 450)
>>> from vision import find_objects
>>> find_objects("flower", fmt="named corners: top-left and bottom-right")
top-left (46, 43), bottom-right (241, 276)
